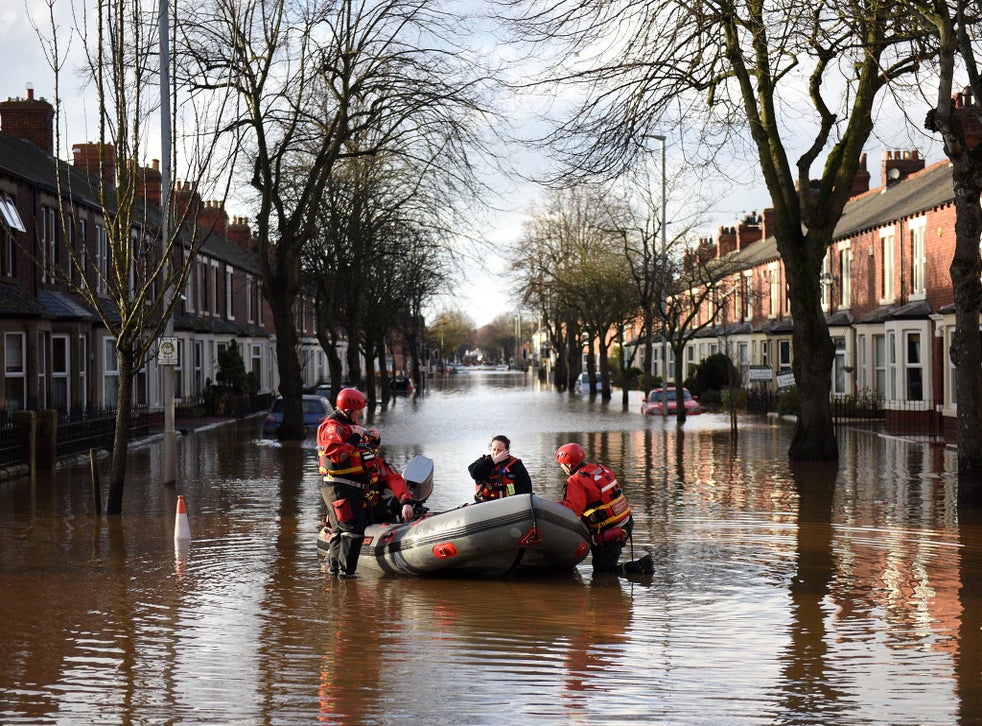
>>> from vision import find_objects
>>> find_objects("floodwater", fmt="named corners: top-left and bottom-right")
top-left (2, 370), bottom-right (981, 725)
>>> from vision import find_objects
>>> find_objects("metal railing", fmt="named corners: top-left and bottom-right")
top-left (56, 407), bottom-right (152, 458)
top-left (745, 389), bottom-right (944, 439)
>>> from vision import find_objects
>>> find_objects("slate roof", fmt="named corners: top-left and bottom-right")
top-left (38, 290), bottom-right (97, 321)
top-left (833, 161), bottom-right (954, 238)
top-left (0, 280), bottom-right (46, 317)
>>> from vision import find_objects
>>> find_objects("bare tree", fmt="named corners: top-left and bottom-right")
top-left (35, 0), bottom-right (229, 513)
top-left (918, 0), bottom-right (982, 506)
top-left (513, 186), bottom-right (639, 401)
top-left (503, 0), bottom-right (932, 460)
top-left (183, 0), bottom-right (493, 438)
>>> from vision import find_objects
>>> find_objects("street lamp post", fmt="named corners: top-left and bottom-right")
top-left (652, 134), bottom-right (668, 418)
top-left (160, 0), bottom-right (177, 483)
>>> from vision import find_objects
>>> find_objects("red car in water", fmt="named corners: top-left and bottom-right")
top-left (641, 387), bottom-right (702, 416)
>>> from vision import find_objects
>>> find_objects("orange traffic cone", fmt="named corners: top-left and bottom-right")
top-left (174, 494), bottom-right (191, 542)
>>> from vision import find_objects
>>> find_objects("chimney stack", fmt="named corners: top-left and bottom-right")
top-left (0, 84), bottom-right (55, 155)
top-left (72, 142), bottom-right (117, 186)
top-left (850, 152), bottom-right (871, 197)
top-left (952, 87), bottom-right (982, 152)
top-left (226, 216), bottom-right (253, 248)
top-left (881, 149), bottom-right (925, 188)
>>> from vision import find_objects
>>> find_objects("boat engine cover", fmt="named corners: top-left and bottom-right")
top-left (403, 455), bottom-right (434, 502)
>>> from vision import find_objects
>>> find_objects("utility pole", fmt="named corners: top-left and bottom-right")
top-left (652, 134), bottom-right (669, 418)
top-left (160, 0), bottom-right (177, 484)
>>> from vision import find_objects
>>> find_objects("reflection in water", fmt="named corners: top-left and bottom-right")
top-left (0, 372), bottom-right (974, 723)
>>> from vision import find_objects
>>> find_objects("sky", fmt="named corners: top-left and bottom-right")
top-left (3, 1), bottom-right (949, 329)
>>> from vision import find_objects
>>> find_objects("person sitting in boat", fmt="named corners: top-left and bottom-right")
top-left (554, 442), bottom-right (653, 576)
top-left (317, 387), bottom-right (415, 578)
top-left (468, 434), bottom-right (533, 503)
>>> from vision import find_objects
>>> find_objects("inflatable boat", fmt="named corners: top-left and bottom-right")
top-left (317, 455), bottom-right (591, 577)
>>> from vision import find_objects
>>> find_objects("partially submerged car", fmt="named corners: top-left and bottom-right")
top-left (389, 376), bottom-right (415, 394)
top-left (640, 387), bottom-right (702, 416)
top-left (262, 394), bottom-right (333, 438)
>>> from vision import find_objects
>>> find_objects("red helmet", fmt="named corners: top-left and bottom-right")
top-left (555, 443), bottom-right (585, 468)
top-left (336, 387), bottom-right (367, 412)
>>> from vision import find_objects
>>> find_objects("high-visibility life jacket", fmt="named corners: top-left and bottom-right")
top-left (571, 463), bottom-right (631, 534)
top-left (317, 414), bottom-right (377, 487)
top-left (475, 456), bottom-right (521, 501)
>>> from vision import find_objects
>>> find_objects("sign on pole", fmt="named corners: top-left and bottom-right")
top-left (158, 337), bottom-right (178, 366)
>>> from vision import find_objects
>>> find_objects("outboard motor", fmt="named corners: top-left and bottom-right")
top-left (403, 455), bottom-right (434, 504)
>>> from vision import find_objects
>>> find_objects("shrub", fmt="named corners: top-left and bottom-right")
top-left (689, 353), bottom-right (738, 396)
top-left (777, 386), bottom-right (799, 416)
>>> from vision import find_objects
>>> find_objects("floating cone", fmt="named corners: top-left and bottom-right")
top-left (174, 494), bottom-right (191, 542)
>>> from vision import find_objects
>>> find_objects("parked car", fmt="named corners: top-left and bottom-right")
top-left (262, 394), bottom-right (333, 438)
top-left (574, 371), bottom-right (603, 393)
top-left (313, 384), bottom-right (332, 401)
top-left (640, 387), bottom-right (702, 416)
top-left (389, 376), bottom-right (415, 394)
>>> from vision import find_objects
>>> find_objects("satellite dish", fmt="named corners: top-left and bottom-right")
top-left (888, 167), bottom-right (901, 181)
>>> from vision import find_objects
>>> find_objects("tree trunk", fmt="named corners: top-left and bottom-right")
top-left (565, 326), bottom-right (580, 391)
top-left (674, 342), bottom-right (686, 425)
top-left (105, 346), bottom-right (135, 515)
top-left (642, 308), bottom-right (654, 394)
top-left (346, 328), bottom-right (363, 389)
top-left (269, 291), bottom-right (305, 440)
top-left (786, 259), bottom-right (838, 461)
top-left (364, 340), bottom-right (378, 405)
top-left (326, 344), bottom-right (344, 405)
top-left (950, 165), bottom-right (982, 507)
top-left (377, 338), bottom-right (389, 406)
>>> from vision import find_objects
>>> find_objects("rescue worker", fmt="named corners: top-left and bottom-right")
top-left (554, 442), bottom-right (653, 576)
top-left (317, 387), bottom-right (415, 578)
top-left (468, 434), bottom-right (533, 502)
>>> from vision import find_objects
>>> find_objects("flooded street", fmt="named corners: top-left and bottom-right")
top-left (2, 370), bottom-right (981, 724)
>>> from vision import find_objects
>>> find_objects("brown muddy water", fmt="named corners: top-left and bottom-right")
top-left (1, 370), bottom-right (981, 725)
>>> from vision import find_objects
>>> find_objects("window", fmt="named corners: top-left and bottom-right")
top-left (910, 219), bottom-right (926, 298)
top-left (0, 194), bottom-right (20, 277)
top-left (52, 334), bottom-right (70, 412)
top-left (193, 340), bottom-right (204, 396)
top-left (0, 194), bottom-right (26, 233)
top-left (75, 218), bottom-right (85, 286)
top-left (839, 243), bottom-right (851, 308)
top-left (858, 334), bottom-right (866, 390)
top-left (4, 332), bottom-right (26, 412)
top-left (887, 331), bottom-right (897, 400)
top-left (906, 331), bottom-right (923, 401)
top-left (881, 227), bottom-right (895, 302)
top-left (41, 205), bottom-right (56, 283)
top-left (761, 339), bottom-right (769, 368)
top-left (873, 334), bottom-right (886, 395)
top-left (246, 274), bottom-right (254, 323)
top-left (37, 331), bottom-right (48, 409)
top-left (832, 336), bottom-right (846, 396)
top-left (257, 280), bottom-right (264, 325)
top-left (226, 267), bottom-right (235, 319)
top-left (0, 223), bottom-right (12, 277)
top-left (103, 337), bottom-right (118, 408)
top-left (821, 251), bottom-right (830, 310)
top-left (251, 343), bottom-right (262, 383)
top-left (768, 264), bottom-right (778, 317)
top-left (743, 271), bottom-right (753, 320)
top-left (210, 260), bottom-right (219, 315)
top-left (779, 340), bottom-right (791, 368)
top-left (196, 258), bottom-right (207, 314)
top-left (79, 335), bottom-right (88, 411)
top-left (174, 339), bottom-right (184, 401)
top-left (948, 327), bottom-right (957, 408)
top-left (96, 224), bottom-right (108, 294)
